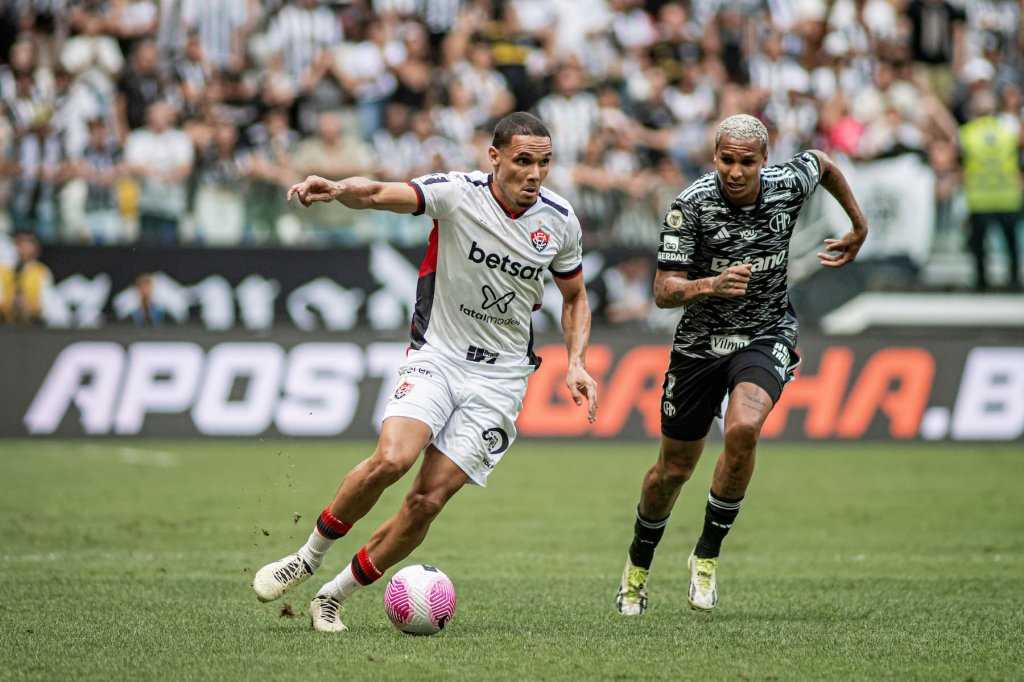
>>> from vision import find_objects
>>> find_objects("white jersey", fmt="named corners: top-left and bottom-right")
top-left (407, 170), bottom-right (583, 376)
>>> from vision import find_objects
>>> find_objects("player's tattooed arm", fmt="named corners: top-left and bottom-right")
top-left (287, 175), bottom-right (421, 213)
top-left (653, 265), bottom-right (752, 308)
top-left (555, 273), bottom-right (599, 423)
top-left (807, 150), bottom-right (869, 268)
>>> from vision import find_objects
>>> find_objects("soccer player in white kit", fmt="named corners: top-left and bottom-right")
top-left (251, 112), bottom-right (598, 632)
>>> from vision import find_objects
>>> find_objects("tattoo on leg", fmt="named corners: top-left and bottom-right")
top-left (648, 476), bottom-right (678, 511)
top-left (642, 461), bottom-right (690, 517)
top-left (717, 467), bottom-right (750, 500)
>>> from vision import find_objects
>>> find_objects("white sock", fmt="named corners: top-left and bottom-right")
top-left (318, 564), bottom-right (364, 602)
top-left (296, 529), bottom-right (334, 571)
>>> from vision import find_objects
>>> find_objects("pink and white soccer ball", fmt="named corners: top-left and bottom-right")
top-left (383, 564), bottom-right (456, 635)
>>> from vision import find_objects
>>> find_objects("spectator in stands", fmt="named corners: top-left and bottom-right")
top-left (330, 18), bottom-right (398, 139)
top-left (907, 0), bottom-right (967, 105)
top-left (536, 62), bottom-right (600, 166)
top-left (244, 107), bottom-right (296, 242)
top-left (390, 22), bottom-right (433, 113)
top-left (480, 3), bottom-right (543, 111)
top-left (291, 110), bottom-right (374, 242)
top-left (181, 0), bottom-right (252, 71)
top-left (15, 0), bottom-right (64, 58)
top-left (60, 5), bottom-right (125, 94)
top-left (434, 81), bottom-right (479, 150)
top-left (0, 231), bottom-right (52, 324)
top-left (74, 116), bottom-right (125, 243)
top-left (959, 91), bottom-right (1022, 291)
top-left (262, 0), bottom-right (341, 85)
top-left (372, 102), bottom-right (417, 181)
top-left (175, 31), bottom-right (213, 119)
top-left (293, 111), bottom-right (373, 182)
top-left (603, 255), bottom-right (653, 325)
top-left (750, 31), bottom-right (811, 107)
top-left (116, 40), bottom-right (173, 137)
top-left (3, 53), bottom-right (49, 140)
top-left (929, 138), bottom-right (961, 251)
top-left (129, 271), bottom-right (166, 326)
top-left (449, 37), bottom-right (515, 123)
top-left (9, 109), bottom-right (65, 240)
top-left (192, 119), bottom-right (246, 245)
top-left (51, 62), bottom-right (104, 161)
top-left (155, 0), bottom-right (187, 60)
top-left (124, 101), bottom-right (193, 244)
top-left (105, 0), bottom-right (159, 55)
top-left (293, 48), bottom-right (346, 136)
top-left (406, 109), bottom-right (459, 177)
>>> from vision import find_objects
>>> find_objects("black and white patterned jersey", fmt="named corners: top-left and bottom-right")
top-left (656, 151), bottom-right (822, 359)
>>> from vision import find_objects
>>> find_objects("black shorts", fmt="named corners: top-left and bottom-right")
top-left (660, 341), bottom-right (800, 442)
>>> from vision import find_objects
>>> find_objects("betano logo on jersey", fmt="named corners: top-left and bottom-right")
top-left (710, 249), bottom-right (787, 273)
top-left (468, 242), bottom-right (545, 280)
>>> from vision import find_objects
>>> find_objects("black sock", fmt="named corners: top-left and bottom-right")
top-left (628, 508), bottom-right (670, 569)
top-left (694, 492), bottom-right (743, 559)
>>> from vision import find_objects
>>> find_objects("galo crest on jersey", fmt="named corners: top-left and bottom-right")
top-left (394, 381), bottom-right (414, 400)
top-left (529, 226), bottom-right (550, 253)
top-left (769, 212), bottom-right (791, 233)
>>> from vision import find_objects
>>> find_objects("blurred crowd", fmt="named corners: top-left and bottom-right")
top-left (0, 0), bottom-right (1022, 256)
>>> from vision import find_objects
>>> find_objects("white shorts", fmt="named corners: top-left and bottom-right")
top-left (382, 348), bottom-right (528, 486)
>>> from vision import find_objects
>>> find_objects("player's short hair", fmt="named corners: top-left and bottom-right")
top-left (715, 114), bottom-right (769, 154)
top-left (492, 112), bottom-right (551, 149)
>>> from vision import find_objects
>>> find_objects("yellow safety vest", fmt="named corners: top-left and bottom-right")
top-left (0, 261), bottom-right (51, 323)
top-left (960, 116), bottom-right (1023, 213)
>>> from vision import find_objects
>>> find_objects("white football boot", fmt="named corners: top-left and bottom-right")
top-left (615, 558), bottom-right (649, 616)
top-left (687, 554), bottom-right (718, 611)
top-left (309, 595), bottom-right (347, 632)
top-left (252, 554), bottom-right (313, 602)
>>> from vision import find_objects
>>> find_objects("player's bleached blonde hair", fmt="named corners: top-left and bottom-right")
top-left (715, 114), bottom-right (769, 153)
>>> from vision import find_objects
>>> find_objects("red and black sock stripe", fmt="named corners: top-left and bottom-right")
top-left (349, 547), bottom-right (383, 586)
top-left (316, 508), bottom-right (352, 540)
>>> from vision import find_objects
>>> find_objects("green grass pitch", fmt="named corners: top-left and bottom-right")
top-left (2, 440), bottom-right (1022, 681)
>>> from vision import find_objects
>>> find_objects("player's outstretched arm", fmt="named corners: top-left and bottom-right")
top-left (287, 175), bottom-right (421, 214)
top-left (554, 273), bottom-right (598, 423)
top-left (807, 150), bottom-right (869, 268)
top-left (653, 265), bottom-right (752, 309)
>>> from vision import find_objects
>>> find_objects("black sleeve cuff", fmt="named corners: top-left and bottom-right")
top-left (407, 181), bottom-right (425, 216)
top-left (551, 263), bottom-right (583, 279)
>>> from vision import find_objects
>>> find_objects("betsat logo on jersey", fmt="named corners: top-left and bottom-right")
top-left (467, 242), bottom-right (544, 281)
top-left (710, 248), bottom-right (786, 273)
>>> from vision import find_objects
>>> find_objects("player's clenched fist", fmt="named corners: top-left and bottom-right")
top-left (711, 264), bottom-right (751, 298)
top-left (287, 175), bottom-right (339, 206)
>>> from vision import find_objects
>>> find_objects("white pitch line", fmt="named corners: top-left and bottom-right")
top-left (116, 447), bottom-right (179, 468)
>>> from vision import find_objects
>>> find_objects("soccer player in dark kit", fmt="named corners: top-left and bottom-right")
top-left (615, 114), bottom-right (869, 614)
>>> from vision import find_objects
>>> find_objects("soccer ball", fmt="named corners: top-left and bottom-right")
top-left (383, 564), bottom-right (456, 635)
